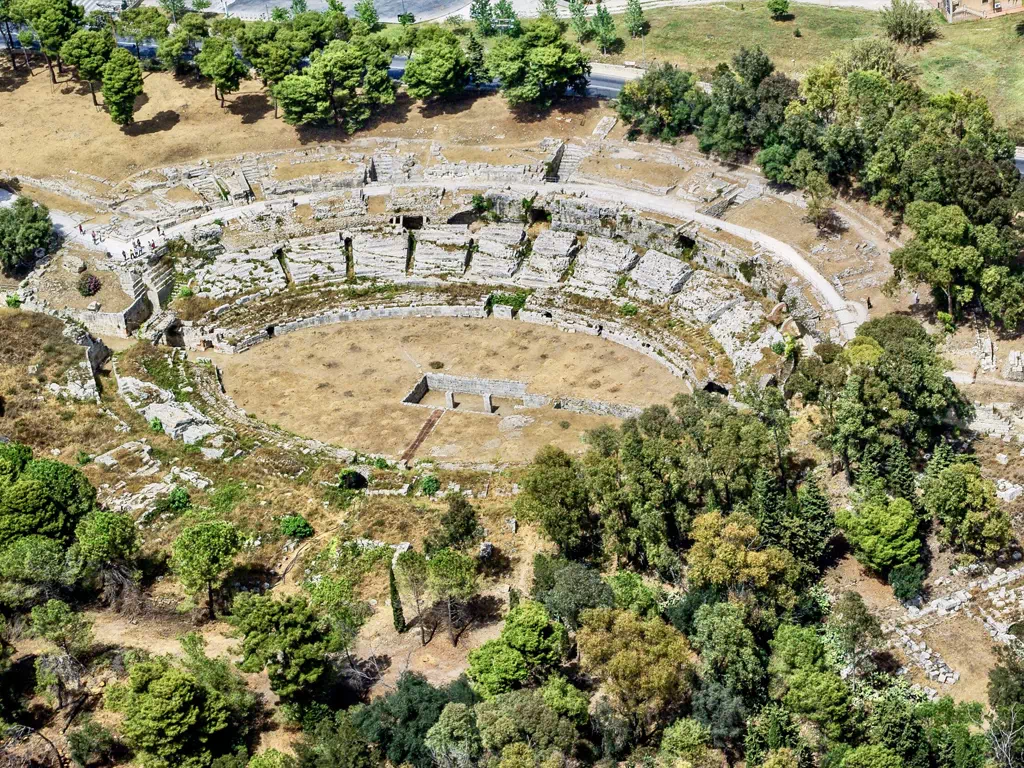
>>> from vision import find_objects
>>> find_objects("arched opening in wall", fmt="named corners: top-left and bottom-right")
top-left (528, 207), bottom-right (549, 224)
top-left (543, 311), bottom-right (553, 319)
top-left (165, 322), bottom-right (185, 348)
top-left (402, 215), bottom-right (424, 230)
top-left (447, 210), bottom-right (478, 226)
top-left (676, 233), bottom-right (696, 257)
top-left (344, 237), bottom-right (353, 278)
top-left (703, 380), bottom-right (729, 396)
top-left (266, 325), bottom-right (276, 339)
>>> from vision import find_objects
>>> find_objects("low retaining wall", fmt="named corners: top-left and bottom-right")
top-left (71, 295), bottom-right (150, 338)
top-left (424, 373), bottom-right (529, 398)
top-left (199, 303), bottom-right (489, 354)
top-left (553, 397), bottom-right (643, 419)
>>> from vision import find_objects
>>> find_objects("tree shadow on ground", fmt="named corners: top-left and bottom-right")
top-left (418, 92), bottom-right (478, 119)
top-left (122, 110), bottom-right (181, 136)
top-left (362, 91), bottom-right (413, 130)
top-left (229, 92), bottom-right (273, 124)
top-left (510, 95), bottom-right (601, 125)
top-left (0, 56), bottom-right (33, 94)
top-left (451, 594), bottom-right (505, 645)
top-left (172, 67), bottom-right (209, 90)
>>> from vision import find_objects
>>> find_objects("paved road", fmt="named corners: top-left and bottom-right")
top-left (390, 55), bottom-right (637, 97)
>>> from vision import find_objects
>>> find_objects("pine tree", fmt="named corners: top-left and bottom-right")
top-left (389, 563), bottom-right (406, 634)
top-left (624, 0), bottom-right (645, 38)
top-left (788, 474), bottom-right (835, 567)
top-left (539, 0), bottom-right (558, 16)
top-left (886, 444), bottom-right (917, 505)
top-left (591, 2), bottom-right (617, 54)
top-left (568, 0), bottom-right (589, 41)
top-left (926, 442), bottom-right (954, 480)
top-left (470, 0), bottom-right (494, 36)
top-left (466, 33), bottom-right (487, 86)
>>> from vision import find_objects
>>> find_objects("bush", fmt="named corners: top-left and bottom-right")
top-left (620, 302), bottom-right (639, 317)
top-left (880, 0), bottom-right (936, 45)
top-left (77, 274), bottom-right (101, 297)
top-left (767, 0), bottom-right (789, 18)
top-left (429, 360), bottom-right (445, 370)
top-left (280, 515), bottom-right (314, 539)
top-left (490, 291), bottom-right (530, 312)
top-left (68, 719), bottom-right (116, 768)
top-left (888, 562), bottom-right (925, 602)
top-left (471, 193), bottom-right (493, 214)
top-left (149, 417), bottom-right (164, 434)
top-left (177, 286), bottom-right (194, 299)
top-left (421, 475), bottom-right (441, 496)
top-left (168, 486), bottom-right (191, 513)
top-left (5, 294), bottom-right (21, 308)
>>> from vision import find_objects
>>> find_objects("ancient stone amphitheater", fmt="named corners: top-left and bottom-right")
top-left (9, 130), bottom-right (869, 464)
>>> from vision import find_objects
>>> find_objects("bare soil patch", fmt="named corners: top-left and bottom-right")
top-left (919, 614), bottom-right (999, 704)
top-left (0, 57), bottom-right (612, 182)
top-left (36, 248), bottom-right (134, 311)
top-left (212, 317), bottom-right (688, 463)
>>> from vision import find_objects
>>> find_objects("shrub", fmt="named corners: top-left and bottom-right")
top-left (767, 0), bottom-right (789, 18)
top-left (280, 515), bottom-right (314, 539)
top-left (149, 417), bottom-right (164, 434)
top-left (68, 719), bottom-right (115, 768)
top-left (490, 291), bottom-right (530, 312)
top-left (888, 562), bottom-right (925, 602)
top-left (5, 294), bottom-right (21, 308)
top-left (77, 274), bottom-right (101, 297)
top-left (794, 27), bottom-right (801, 36)
top-left (421, 475), bottom-right (441, 496)
top-left (168, 486), bottom-right (191, 513)
top-left (471, 193), bottom-right (493, 214)
top-left (177, 286), bottom-right (195, 299)
top-left (620, 302), bottom-right (639, 317)
top-left (880, 0), bottom-right (936, 45)
top-left (429, 360), bottom-right (445, 370)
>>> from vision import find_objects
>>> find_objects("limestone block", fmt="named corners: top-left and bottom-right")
top-left (468, 224), bottom-right (526, 280)
top-left (517, 230), bottom-right (578, 287)
top-left (708, 300), bottom-right (781, 374)
top-left (284, 233), bottom-right (347, 284)
top-left (412, 225), bottom-right (471, 276)
top-left (194, 247), bottom-right (288, 299)
top-left (671, 270), bottom-right (742, 324)
top-left (351, 230), bottom-right (409, 278)
top-left (567, 236), bottom-right (639, 297)
top-left (629, 249), bottom-right (693, 299)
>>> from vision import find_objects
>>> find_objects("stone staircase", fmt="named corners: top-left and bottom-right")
top-left (549, 143), bottom-right (587, 183)
top-left (371, 152), bottom-right (395, 182)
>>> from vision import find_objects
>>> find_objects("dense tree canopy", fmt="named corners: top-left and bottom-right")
top-left (0, 197), bottom-right (52, 274)
top-left (485, 16), bottom-right (589, 108)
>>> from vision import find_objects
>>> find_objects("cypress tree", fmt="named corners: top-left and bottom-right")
top-left (886, 444), bottom-right (917, 505)
top-left (390, 563), bottom-right (406, 634)
top-left (788, 474), bottom-right (835, 567)
top-left (751, 468), bottom-right (785, 545)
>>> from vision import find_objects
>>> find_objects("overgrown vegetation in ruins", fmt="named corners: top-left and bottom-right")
top-left (616, 43), bottom-right (1024, 328)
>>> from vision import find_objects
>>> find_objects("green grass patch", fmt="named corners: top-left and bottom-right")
top-left (597, 1), bottom-right (1024, 123)
top-left (591, 2), bottom-right (884, 77)
top-left (913, 14), bottom-right (1024, 125)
